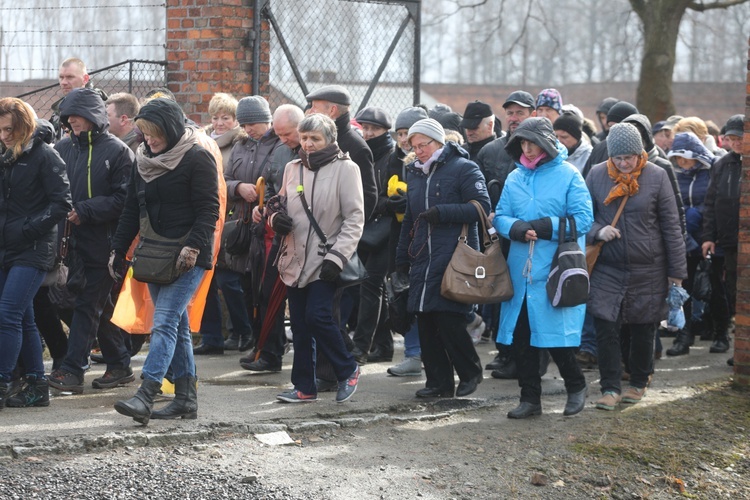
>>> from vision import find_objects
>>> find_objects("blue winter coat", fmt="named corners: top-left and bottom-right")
top-left (396, 142), bottom-right (491, 314)
top-left (675, 165), bottom-right (710, 255)
top-left (493, 143), bottom-right (593, 348)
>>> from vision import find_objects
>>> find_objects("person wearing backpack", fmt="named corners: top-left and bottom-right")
top-left (493, 117), bottom-right (593, 419)
top-left (585, 123), bottom-right (687, 411)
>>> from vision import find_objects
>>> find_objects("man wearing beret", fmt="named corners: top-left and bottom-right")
top-left (306, 85), bottom-right (377, 220)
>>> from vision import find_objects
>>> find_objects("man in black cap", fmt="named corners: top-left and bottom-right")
top-left (582, 100), bottom-right (639, 178)
top-left (461, 100), bottom-right (497, 164)
top-left (306, 85), bottom-right (377, 220)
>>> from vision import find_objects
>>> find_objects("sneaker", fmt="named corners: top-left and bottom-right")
top-left (6, 377), bottom-right (50, 407)
top-left (466, 314), bottom-right (485, 345)
top-left (47, 369), bottom-right (84, 394)
top-left (336, 366), bottom-right (360, 403)
top-left (91, 367), bottom-right (135, 389)
top-left (595, 391), bottom-right (621, 411)
top-left (621, 386), bottom-right (646, 404)
top-left (387, 356), bottom-right (422, 377)
top-left (276, 389), bottom-right (317, 403)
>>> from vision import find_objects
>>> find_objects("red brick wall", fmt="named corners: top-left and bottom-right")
top-left (166, 0), bottom-right (270, 125)
top-left (735, 39), bottom-right (750, 386)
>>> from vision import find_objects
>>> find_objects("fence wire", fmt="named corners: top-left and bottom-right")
top-left (265, 0), bottom-right (419, 119)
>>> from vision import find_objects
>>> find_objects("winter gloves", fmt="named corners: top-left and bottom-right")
top-left (176, 247), bottom-right (200, 273)
top-left (386, 189), bottom-right (407, 214)
top-left (420, 206), bottom-right (440, 224)
top-left (108, 250), bottom-right (127, 282)
top-left (271, 213), bottom-right (293, 235)
top-left (319, 260), bottom-right (342, 282)
top-left (596, 225), bottom-right (621, 242)
top-left (509, 220), bottom-right (534, 242)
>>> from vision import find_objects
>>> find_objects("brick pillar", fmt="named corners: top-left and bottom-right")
top-left (166, 0), bottom-right (270, 125)
top-left (734, 37), bottom-right (750, 386)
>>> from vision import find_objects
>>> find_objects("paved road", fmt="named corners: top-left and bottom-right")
top-left (0, 335), bottom-right (733, 457)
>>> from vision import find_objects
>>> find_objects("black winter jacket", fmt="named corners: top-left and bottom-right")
top-left (0, 131), bottom-right (71, 271)
top-left (365, 132), bottom-right (394, 218)
top-left (702, 151), bottom-right (741, 250)
top-left (55, 88), bottom-right (133, 267)
top-left (396, 142), bottom-right (491, 314)
top-left (334, 113), bottom-right (377, 220)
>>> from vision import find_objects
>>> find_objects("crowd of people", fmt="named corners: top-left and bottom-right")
top-left (0, 57), bottom-right (742, 422)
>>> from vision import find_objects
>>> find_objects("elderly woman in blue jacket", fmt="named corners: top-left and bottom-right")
top-left (395, 118), bottom-right (490, 399)
top-left (494, 117), bottom-right (593, 419)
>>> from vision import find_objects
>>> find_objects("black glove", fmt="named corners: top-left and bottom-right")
top-left (386, 189), bottom-right (407, 213)
top-left (509, 220), bottom-right (533, 242)
top-left (271, 213), bottom-right (293, 235)
top-left (319, 260), bottom-right (342, 282)
top-left (108, 250), bottom-right (127, 282)
top-left (528, 217), bottom-right (553, 240)
top-left (421, 206), bottom-right (440, 224)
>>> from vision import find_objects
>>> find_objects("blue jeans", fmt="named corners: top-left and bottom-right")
top-left (61, 266), bottom-right (130, 376)
top-left (142, 267), bottom-right (205, 383)
top-left (404, 321), bottom-right (421, 358)
top-left (287, 280), bottom-right (358, 396)
top-left (0, 266), bottom-right (45, 380)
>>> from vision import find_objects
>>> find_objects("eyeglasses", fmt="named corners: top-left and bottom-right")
top-left (612, 155), bottom-right (637, 164)
top-left (412, 139), bottom-right (435, 152)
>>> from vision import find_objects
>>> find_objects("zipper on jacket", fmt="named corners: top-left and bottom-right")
top-left (418, 169), bottom-right (434, 312)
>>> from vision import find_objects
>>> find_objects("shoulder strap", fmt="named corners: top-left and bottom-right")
top-left (468, 200), bottom-right (496, 249)
top-left (297, 164), bottom-right (327, 245)
top-left (611, 195), bottom-right (629, 227)
top-left (558, 217), bottom-right (567, 245)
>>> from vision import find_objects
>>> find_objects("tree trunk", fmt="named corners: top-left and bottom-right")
top-left (633, 0), bottom-right (691, 122)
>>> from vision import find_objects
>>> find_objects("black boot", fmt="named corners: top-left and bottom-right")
top-left (710, 320), bottom-right (731, 354)
top-left (151, 377), bottom-right (197, 420)
top-left (238, 334), bottom-right (254, 353)
top-left (666, 329), bottom-right (693, 356)
top-left (114, 379), bottom-right (162, 425)
top-left (0, 380), bottom-right (8, 411)
top-left (6, 376), bottom-right (50, 407)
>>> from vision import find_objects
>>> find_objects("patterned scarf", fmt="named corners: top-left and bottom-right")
top-left (603, 151), bottom-right (648, 205)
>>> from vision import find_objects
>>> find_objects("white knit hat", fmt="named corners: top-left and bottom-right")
top-left (407, 118), bottom-right (445, 145)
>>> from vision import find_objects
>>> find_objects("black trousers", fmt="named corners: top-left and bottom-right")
top-left (417, 311), bottom-right (481, 391)
top-left (352, 245), bottom-right (392, 354)
top-left (514, 300), bottom-right (585, 404)
top-left (596, 318), bottom-right (655, 393)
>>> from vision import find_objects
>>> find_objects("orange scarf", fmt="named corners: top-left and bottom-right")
top-left (603, 151), bottom-right (648, 205)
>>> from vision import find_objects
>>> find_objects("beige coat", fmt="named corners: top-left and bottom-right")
top-left (275, 153), bottom-right (364, 288)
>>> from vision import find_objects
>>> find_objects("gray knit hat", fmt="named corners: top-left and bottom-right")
top-left (407, 118), bottom-right (446, 145)
top-left (395, 106), bottom-right (429, 131)
top-left (607, 123), bottom-right (643, 157)
top-left (236, 96), bottom-right (271, 125)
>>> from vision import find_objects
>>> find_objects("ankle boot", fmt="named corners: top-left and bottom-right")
top-left (151, 377), bottom-right (197, 420)
top-left (238, 334), bottom-right (254, 353)
top-left (710, 320), bottom-right (731, 353)
top-left (666, 329), bottom-right (693, 356)
top-left (6, 376), bottom-right (50, 407)
top-left (114, 379), bottom-right (162, 425)
top-left (0, 380), bottom-right (8, 411)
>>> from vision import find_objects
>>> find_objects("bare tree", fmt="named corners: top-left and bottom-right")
top-left (630, 0), bottom-right (750, 121)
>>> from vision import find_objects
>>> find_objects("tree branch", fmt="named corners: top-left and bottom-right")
top-left (628, 0), bottom-right (648, 18)
top-left (689, 0), bottom-right (750, 12)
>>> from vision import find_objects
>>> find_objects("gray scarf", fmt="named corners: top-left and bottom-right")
top-left (136, 127), bottom-right (198, 183)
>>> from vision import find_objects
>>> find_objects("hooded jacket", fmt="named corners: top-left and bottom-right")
top-left (54, 88), bottom-right (133, 267)
top-left (702, 150), bottom-right (741, 250)
top-left (494, 120), bottom-right (593, 348)
top-left (395, 142), bottom-right (491, 315)
top-left (0, 126), bottom-right (72, 271)
top-left (111, 98), bottom-right (220, 270)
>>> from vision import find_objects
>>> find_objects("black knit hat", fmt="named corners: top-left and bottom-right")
top-left (553, 113), bottom-right (583, 142)
top-left (135, 98), bottom-right (186, 152)
top-left (606, 101), bottom-right (638, 125)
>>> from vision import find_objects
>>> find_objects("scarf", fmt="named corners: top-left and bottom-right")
top-left (519, 152), bottom-right (547, 170)
top-left (603, 151), bottom-right (648, 205)
top-left (299, 143), bottom-right (341, 171)
top-left (413, 147), bottom-right (444, 175)
top-left (137, 127), bottom-right (198, 183)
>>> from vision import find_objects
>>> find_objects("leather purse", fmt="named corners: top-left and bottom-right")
top-left (358, 215), bottom-right (392, 252)
top-left (223, 202), bottom-right (253, 256)
top-left (586, 195), bottom-right (628, 274)
top-left (440, 200), bottom-right (513, 304)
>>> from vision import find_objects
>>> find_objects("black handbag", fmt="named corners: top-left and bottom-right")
top-left (358, 215), bottom-right (392, 252)
top-left (546, 217), bottom-right (589, 307)
top-left (297, 165), bottom-right (368, 288)
top-left (385, 271), bottom-right (413, 334)
top-left (223, 202), bottom-right (253, 255)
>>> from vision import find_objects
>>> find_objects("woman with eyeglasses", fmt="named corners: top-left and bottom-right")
top-left (585, 123), bottom-right (686, 411)
top-left (395, 118), bottom-right (490, 399)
